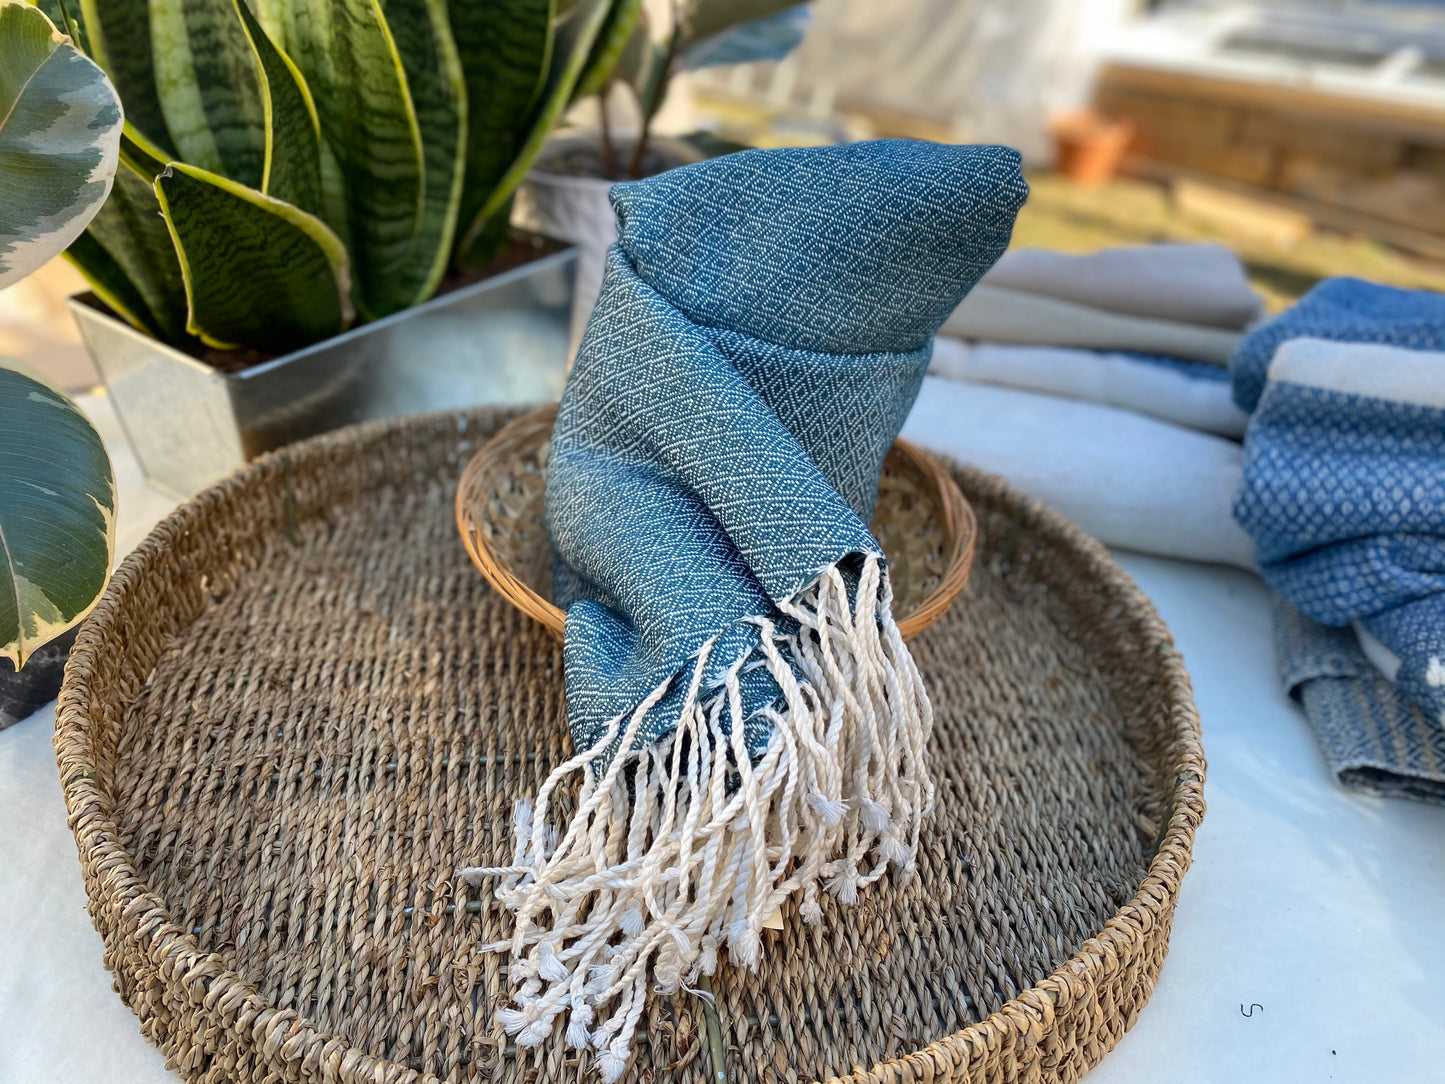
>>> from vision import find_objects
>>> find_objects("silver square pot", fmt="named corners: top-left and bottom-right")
top-left (70, 245), bottom-right (576, 497)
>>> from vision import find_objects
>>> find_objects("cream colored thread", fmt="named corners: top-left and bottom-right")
top-left (461, 554), bottom-right (934, 1081)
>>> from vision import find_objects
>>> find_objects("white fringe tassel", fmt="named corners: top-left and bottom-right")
top-left (461, 554), bottom-right (933, 1081)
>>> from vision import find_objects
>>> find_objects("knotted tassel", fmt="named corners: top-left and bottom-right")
top-left (463, 553), bottom-right (933, 1080)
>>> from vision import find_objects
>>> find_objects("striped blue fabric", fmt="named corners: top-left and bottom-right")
top-left (1233, 284), bottom-right (1445, 798)
top-left (546, 139), bottom-right (1028, 761)
top-left (1230, 277), bottom-right (1445, 412)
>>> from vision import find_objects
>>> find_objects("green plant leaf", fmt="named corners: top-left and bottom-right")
top-left (73, 162), bottom-right (190, 341)
top-left (0, 0), bottom-right (121, 290)
top-left (63, 231), bottom-right (160, 336)
top-left (572, 0), bottom-right (642, 101)
top-left (457, 0), bottom-right (610, 259)
top-left (31, 0), bottom-right (85, 49)
top-left (150, 0), bottom-right (265, 188)
top-left (154, 161), bottom-right (352, 352)
top-left (79, 0), bottom-right (176, 155)
top-left (449, 0), bottom-right (552, 252)
top-left (0, 365), bottom-right (115, 670)
top-left (117, 124), bottom-right (168, 179)
top-left (231, 0), bottom-right (322, 215)
top-left (380, 0), bottom-right (465, 304)
top-left (257, 0), bottom-right (425, 319)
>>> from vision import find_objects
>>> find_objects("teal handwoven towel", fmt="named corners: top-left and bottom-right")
top-left (468, 140), bottom-right (1026, 1077)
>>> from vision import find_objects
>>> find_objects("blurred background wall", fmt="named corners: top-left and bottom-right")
top-left (8, 0), bottom-right (1445, 393)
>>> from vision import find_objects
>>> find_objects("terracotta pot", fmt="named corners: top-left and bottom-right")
top-left (1050, 110), bottom-right (1135, 187)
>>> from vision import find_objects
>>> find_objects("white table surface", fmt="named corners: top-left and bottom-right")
top-left (2, 396), bottom-right (1443, 1084)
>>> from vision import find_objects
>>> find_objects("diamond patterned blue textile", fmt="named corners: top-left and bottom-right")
top-left (1230, 278), bottom-right (1445, 412)
top-left (1235, 334), bottom-right (1445, 737)
top-left (546, 140), bottom-right (1028, 759)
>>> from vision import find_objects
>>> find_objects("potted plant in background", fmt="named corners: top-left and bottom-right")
top-left (1, 0), bottom-right (120, 725)
top-left (47, 0), bottom-right (617, 497)
top-left (513, 0), bottom-right (810, 339)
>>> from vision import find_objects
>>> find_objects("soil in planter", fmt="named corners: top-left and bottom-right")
top-left (544, 140), bottom-right (696, 182)
top-left (173, 233), bottom-right (565, 375)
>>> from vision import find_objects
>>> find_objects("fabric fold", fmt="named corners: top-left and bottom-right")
top-left (944, 282), bottom-right (1242, 365)
top-left (1235, 335), bottom-right (1445, 751)
top-left (929, 337), bottom-right (1249, 438)
top-left (1275, 599), bottom-right (1445, 804)
top-left (904, 376), bottom-right (1256, 569)
top-left (463, 139), bottom-right (1028, 1079)
top-left (980, 242), bottom-right (1263, 329)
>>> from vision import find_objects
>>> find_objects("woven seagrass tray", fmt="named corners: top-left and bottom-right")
top-left (57, 406), bottom-right (1205, 1084)
top-left (455, 404), bottom-right (975, 642)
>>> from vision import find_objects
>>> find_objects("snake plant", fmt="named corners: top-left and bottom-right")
top-left (0, 0), bottom-right (120, 671)
top-left (46, 0), bottom-right (617, 355)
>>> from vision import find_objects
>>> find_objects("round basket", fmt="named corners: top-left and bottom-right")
top-left (456, 404), bottom-right (975, 642)
top-left (56, 406), bottom-right (1205, 1084)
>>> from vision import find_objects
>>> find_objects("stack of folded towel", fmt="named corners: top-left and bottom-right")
top-left (1231, 281), bottom-right (1445, 803)
top-left (913, 245), bottom-right (1445, 804)
top-left (911, 242), bottom-right (1262, 567)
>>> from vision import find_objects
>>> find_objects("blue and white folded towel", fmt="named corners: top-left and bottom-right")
top-left (1233, 296), bottom-right (1445, 802)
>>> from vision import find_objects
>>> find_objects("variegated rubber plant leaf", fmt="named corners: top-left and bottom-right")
top-left (0, 365), bottom-right (115, 670)
top-left (0, 0), bottom-right (122, 290)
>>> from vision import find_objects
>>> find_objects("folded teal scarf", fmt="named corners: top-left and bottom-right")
top-left (467, 140), bottom-right (1026, 1076)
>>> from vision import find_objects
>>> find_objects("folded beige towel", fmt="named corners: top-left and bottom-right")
top-left (903, 377), bottom-right (1256, 569)
top-left (944, 284), bottom-right (1243, 366)
top-left (982, 243), bottom-right (1264, 330)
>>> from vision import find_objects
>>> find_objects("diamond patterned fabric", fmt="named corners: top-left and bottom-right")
top-left (545, 140), bottom-right (1028, 757)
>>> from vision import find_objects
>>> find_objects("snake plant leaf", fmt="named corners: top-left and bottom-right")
top-left (79, 0), bottom-right (176, 155)
top-left (458, 0), bottom-right (610, 259)
top-left (0, 365), bottom-right (115, 670)
top-left (116, 125), bottom-right (168, 179)
top-left (257, 0), bottom-right (425, 319)
top-left (572, 0), bottom-right (642, 101)
top-left (380, 0), bottom-right (465, 305)
top-left (0, 0), bottom-right (121, 290)
top-left (32, 0), bottom-right (85, 47)
top-left (151, 0), bottom-right (266, 188)
top-left (63, 230), bottom-right (159, 336)
top-left (70, 161), bottom-right (190, 341)
top-left (231, 0), bottom-right (321, 215)
top-left (449, 0), bottom-right (552, 250)
top-left (154, 161), bottom-right (352, 353)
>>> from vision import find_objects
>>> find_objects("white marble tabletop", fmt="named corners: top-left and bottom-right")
top-left (2, 394), bottom-right (1442, 1084)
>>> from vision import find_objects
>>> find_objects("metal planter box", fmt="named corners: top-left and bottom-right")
top-left (70, 245), bottom-right (576, 497)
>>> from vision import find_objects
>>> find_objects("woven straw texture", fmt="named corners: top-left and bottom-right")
top-left (56, 406), bottom-right (1205, 1084)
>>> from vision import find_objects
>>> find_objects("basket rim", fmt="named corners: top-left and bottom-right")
top-left (454, 404), bottom-right (977, 643)
top-left (54, 405), bottom-right (1206, 1084)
